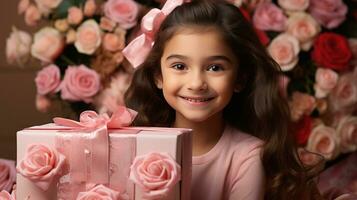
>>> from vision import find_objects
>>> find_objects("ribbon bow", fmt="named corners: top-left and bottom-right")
top-left (122, 0), bottom-right (189, 68)
top-left (52, 106), bottom-right (137, 193)
top-left (53, 106), bottom-right (138, 129)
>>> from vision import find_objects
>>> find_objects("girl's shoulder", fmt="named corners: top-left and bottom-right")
top-left (227, 126), bottom-right (264, 154)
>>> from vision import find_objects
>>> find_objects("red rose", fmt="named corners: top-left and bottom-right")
top-left (311, 32), bottom-right (352, 71)
top-left (294, 116), bottom-right (313, 146)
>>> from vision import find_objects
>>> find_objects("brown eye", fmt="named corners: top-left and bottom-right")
top-left (172, 63), bottom-right (186, 70)
top-left (207, 64), bottom-right (223, 72)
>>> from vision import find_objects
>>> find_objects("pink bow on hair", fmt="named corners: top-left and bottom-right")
top-left (122, 0), bottom-right (189, 68)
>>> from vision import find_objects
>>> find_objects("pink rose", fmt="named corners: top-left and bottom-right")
top-left (24, 4), bottom-right (41, 26)
top-left (0, 190), bottom-right (15, 200)
top-left (67, 7), bottom-right (83, 25)
top-left (308, 0), bottom-right (347, 29)
top-left (35, 64), bottom-right (61, 95)
top-left (74, 20), bottom-right (102, 55)
top-left (100, 17), bottom-right (117, 32)
top-left (18, 0), bottom-right (30, 14)
top-left (6, 28), bottom-right (32, 65)
top-left (306, 124), bottom-right (339, 160)
top-left (328, 69), bottom-right (357, 113)
top-left (76, 184), bottom-right (120, 200)
top-left (104, 0), bottom-right (139, 29)
top-left (289, 91), bottom-right (316, 121)
top-left (60, 65), bottom-right (101, 103)
top-left (34, 0), bottom-right (62, 15)
top-left (17, 144), bottom-right (65, 191)
top-left (268, 33), bottom-right (300, 71)
top-left (103, 33), bottom-right (125, 52)
top-left (0, 159), bottom-right (16, 192)
top-left (252, 3), bottom-right (287, 31)
top-left (129, 152), bottom-right (181, 199)
top-left (95, 71), bottom-right (132, 114)
top-left (31, 27), bottom-right (64, 63)
top-left (286, 12), bottom-right (321, 51)
top-left (84, 0), bottom-right (97, 17)
top-left (314, 68), bottom-right (339, 98)
top-left (278, 0), bottom-right (309, 12)
top-left (35, 95), bottom-right (52, 113)
top-left (335, 116), bottom-right (357, 153)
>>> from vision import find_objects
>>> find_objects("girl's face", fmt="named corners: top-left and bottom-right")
top-left (158, 28), bottom-right (239, 123)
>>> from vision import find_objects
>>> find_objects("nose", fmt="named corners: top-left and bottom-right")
top-left (187, 70), bottom-right (207, 91)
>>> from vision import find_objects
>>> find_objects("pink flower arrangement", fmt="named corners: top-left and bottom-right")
top-left (5, 0), bottom-right (150, 116)
top-left (129, 152), bottom-right (181, 199)
top-left (244, 0), bottom-right (357, 162)
top-left (17, 144), bottom-right (65, 191)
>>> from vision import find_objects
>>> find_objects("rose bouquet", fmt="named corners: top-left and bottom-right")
top-left (235, 0), bottom-right (357, 164)
top-left (5, 0), bottom-right (162, 116)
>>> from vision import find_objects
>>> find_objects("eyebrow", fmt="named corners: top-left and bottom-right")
top-left (166, 54), bottom-right (234, 64)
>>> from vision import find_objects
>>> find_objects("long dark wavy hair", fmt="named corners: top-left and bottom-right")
top-left (125, 0), bottom-right (322, 199)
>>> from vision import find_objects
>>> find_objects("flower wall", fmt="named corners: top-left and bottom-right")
top-left (5, 0), bottom-right (357, 165)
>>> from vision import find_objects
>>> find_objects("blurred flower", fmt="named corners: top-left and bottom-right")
top-left (6, 27), bottom-right (32, 65)
top-left (252, 3), bottom-right (287, 32)
top-left (104, 0), bottom-right (139, 29)
top-left (74, 20), bottom-right (102, 55)
top-left (308, 0), bottom-right (347, 29)
top-left (278, 0), bottom-right (309, 12)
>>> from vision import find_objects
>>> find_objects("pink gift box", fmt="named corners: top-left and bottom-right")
top-left (16, 124), bottom-right (192, 200)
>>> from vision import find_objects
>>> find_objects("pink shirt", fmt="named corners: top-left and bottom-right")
top-left (191, 125), bottom-right (265, 200)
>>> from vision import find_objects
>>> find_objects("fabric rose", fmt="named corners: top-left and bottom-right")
top-left (278, 0), bottom-right (309, 12)
top-left (6, 28), bottom-right (32, 65)
top-left (286, 12), bottom-right (320, 51)
top-left (268, 33), bottom-right (300, 71)
top-left (67, 7), bottom-right (83, 25)
top-left (74, 20), bottom-right (102, 55)
top-left (335, 116), bottom-right (357, 153)
top-left (252, 3), bottom-right (287, 32)
top-left (24, 4), bottom-right (41, 26)
top-left (35, 64), bottom-right (61, 95)
top-left (314, 68), bottom-right (339, 98)
top-left (76, 184), bottom-right (120, 200)
top-left (328, 68), bottom-right (357, 113)
top-left (103, 33), bottom-right (125, 52)
top-left (0, 190), bottom-right (15, 200)
top-left (31, 27), bottom-right (64, 63)
top-left (0, 159), bottom-right (16, 192)
top-left (311, 32), bottom-right (352, 71)
top-left (306, 124), bottom-right (339, 160)
top-left (289, 91), bottom-right (316, 122)
top-left (17, 144), bottom-right (65, 191)
top-left (60, 65), bottom-right (101, 103)
top-left (104, 0), bottom-right (139, 29)
top-left (308, 0), bottom-right (347, 29)
top-left (129, 152), bottom-right (181, 199)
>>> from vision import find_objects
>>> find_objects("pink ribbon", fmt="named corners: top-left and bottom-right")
top-left (53, 106), bottom-right (137, 191)
top-left (122, 0), bottom-right (189, 68)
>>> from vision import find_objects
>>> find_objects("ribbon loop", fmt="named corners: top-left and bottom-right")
top-left (123, 0), bottom-right (188, 68)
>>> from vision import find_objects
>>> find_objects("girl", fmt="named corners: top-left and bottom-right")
top-left (124, 0), bottom-right (322, 199)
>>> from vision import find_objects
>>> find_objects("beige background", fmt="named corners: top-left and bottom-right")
top-left (0, 0), bottom-right (61, 159)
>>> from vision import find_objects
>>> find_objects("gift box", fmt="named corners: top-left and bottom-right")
top-left (15, 109), bottom-right (192, 200)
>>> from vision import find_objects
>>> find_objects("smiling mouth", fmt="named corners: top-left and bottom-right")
top-left (180, 96), bottom-right (214, 103)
